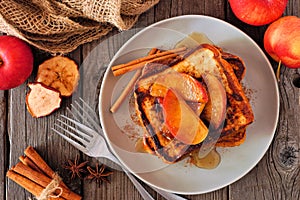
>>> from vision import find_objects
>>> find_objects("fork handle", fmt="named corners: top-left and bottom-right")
top-left (124, 170), bottom-right (154, 200)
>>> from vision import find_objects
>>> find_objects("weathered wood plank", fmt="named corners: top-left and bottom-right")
top-left (5, 48), bottom-right (51, 198)
top-left (271, 65), bottom-right (300, 200)
top-left (0, 31), bottom-right (4, 200)
top-left (0, 91), bottom-right (6, 200)
top-left (6, 84), bottom-right (32, 199)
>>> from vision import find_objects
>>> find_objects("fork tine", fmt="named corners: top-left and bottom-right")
top-left (66, 106), bottom-right (81, 123)
top-left (76, 98), bottom-right (102, 131)
top-left (69, 102), bottom-right (94, 129)
top-left (79, 97), bottom-right (99, 118)
top-left (78, 97), bottom-right (99, 121)
top-left (51, 127), bottom-right (88, 153)
top-left (54, 119), bottom-right (90, 146)
top-left (68, 98), bottom-right (102, 132)
top-left (60, 115), bottom-right (99, 138)
top-left (67, 106), bottom-right (95, 132)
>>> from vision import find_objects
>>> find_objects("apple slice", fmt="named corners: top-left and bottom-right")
top-left (26, 83), bottom-right (62, 118)
top-left (162, 89), bottom-right (208, 145)
top-left (187, 102), bottom-right (205, 117)
top-left (201, 74), bottom-right (227, 129)
top-left (150, 72), bottom-right (208, 103)
top-left (36, 56), bottom-right (80, 97)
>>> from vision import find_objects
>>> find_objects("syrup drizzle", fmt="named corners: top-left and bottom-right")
top-left (190, 148), bottom-right (220, 169)
top-left (135, 138), bottom-right (148, 153)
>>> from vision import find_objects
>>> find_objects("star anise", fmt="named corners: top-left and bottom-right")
top-left (64, 155), bottom-right (89, 179)
top-left (86, 163), bottom-right (113, 186)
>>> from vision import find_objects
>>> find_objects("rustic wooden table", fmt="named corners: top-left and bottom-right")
top-left (1, 1), bottom-right (299, 200)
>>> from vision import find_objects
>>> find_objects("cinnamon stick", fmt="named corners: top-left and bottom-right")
top-left (111, 47), bottom-right (186, 76)
top-left (24, 146), bottom-right (55, 179)
top-left (23, 146), bottom-right (68, 189)
top-left (110, 48), bottom-right (159, 113)
top-left (6, 170), bottom-right (65, 200)
top-left (148, 47), bottom-right (160, 55)
top-left (111, 46), bottom-right (186, 71)
top-left (12, 162), bottom-right (81, 200)
top-left (12, 162), bottom-right (50, 189)
top-left (112, 53), bottom-right (179, 76)
top-left (19, 155), bottom-right (44, 174)
top-left (110, 69), bottom-right (142, 113)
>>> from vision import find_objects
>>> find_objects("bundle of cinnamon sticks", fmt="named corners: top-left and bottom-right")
top-left (6, 146), bottom-right (81, 200)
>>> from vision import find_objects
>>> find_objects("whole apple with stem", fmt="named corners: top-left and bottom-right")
top-left (264, 16), bottom-right (300, 68)
top-left (0, 35), bottom-right (33, 90)
top-left (228, 0), bottom-right (288, 26)
top-left (264, 16), bottom-right (300, 79)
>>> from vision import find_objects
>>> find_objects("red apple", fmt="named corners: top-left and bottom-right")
top-left (229, 0), bottom-right (288, 26)
top-left (264, 16), bottom-right (300, 69)
top-left (201, 74), bottom-right (227, 129)
top-left (150, 72), bottom-right (208, 103)
top-left (162, 89), bottom-right (208, 145)
top-left (0, 35), bottom-right (33, 90)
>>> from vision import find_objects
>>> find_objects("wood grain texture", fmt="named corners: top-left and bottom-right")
top-left (1, 0), bottom-right (299, 200)
top-left (0, 91), bottom-right (7, 200)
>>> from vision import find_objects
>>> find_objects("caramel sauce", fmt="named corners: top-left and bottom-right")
top-left (136, 135), bottom-right (221, 169)
top-left (190, 148), bottom-right (220, 169)
top-left (175, 32), bottom-right (214, 48)
top-left (135, 138), bottom-right (147, 153)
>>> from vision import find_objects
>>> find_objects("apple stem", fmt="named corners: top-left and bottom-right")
top-left (276, 60), bottom-right (282, 82)
top-left (0, 58), bottom-right (3, 66)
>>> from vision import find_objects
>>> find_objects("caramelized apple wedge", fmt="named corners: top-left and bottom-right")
top-left (36, 56), bottom-right (80, 97)
top-left (150, 72), bottom-right (208, 103)
top-left (162, 89), bottom-right (208, 145)
top-left (201, 74), bottom-right (227, 129)
top-left (187, 102), bottom-right (206, 116)
top-left (26, 83), bottom-right (62, 118)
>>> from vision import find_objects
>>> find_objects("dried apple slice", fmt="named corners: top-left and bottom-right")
top-left (26, 83), bottom-right (62, 118)
top-left (36, 56), bottom-right (80, 97)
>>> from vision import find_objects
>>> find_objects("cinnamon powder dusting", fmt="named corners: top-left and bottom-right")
top-left (120, 93), bottom-right (143, 140)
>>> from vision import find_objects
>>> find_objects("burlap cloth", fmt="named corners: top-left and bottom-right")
top-left (0, 0), bottom-right (160, 54)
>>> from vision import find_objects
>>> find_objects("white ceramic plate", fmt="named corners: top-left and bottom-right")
top-left (99, 15), bottom-right (279, 194)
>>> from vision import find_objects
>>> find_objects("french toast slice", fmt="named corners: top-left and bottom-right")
top-left (134, 44), bottom-right (254, 163)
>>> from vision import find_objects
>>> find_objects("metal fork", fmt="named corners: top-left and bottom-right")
top-left (52, 98), bottom-right (187, 200)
